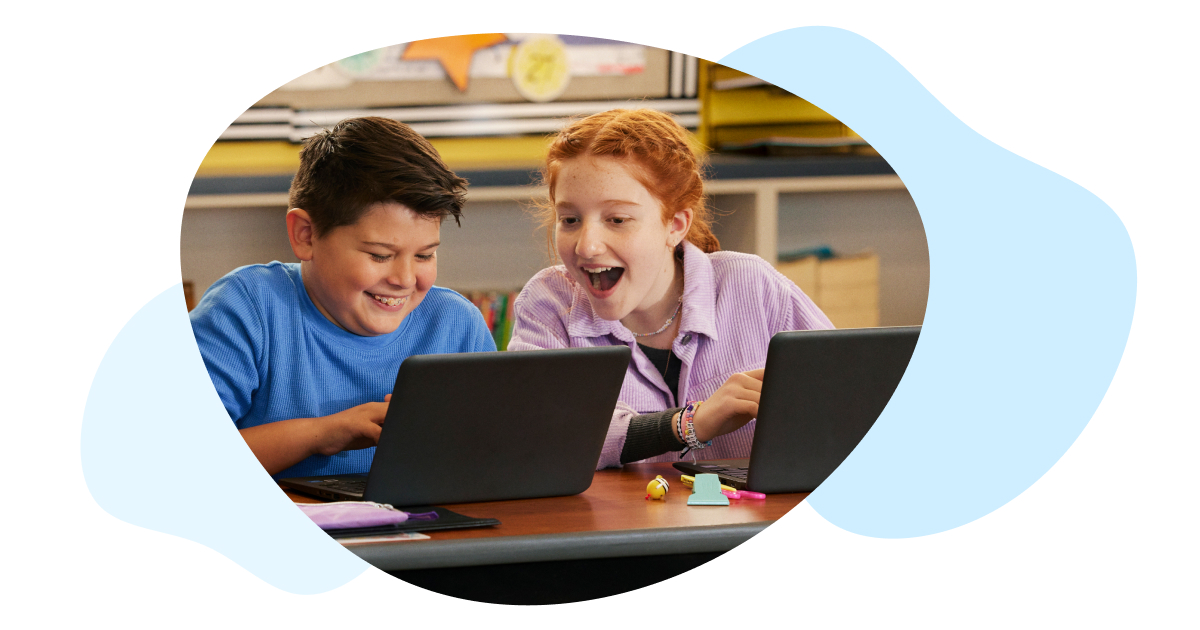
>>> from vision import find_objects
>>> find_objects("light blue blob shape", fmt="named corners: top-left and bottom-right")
top-left (77, 26), bottom-right (1137, 590)
top-left (722, 27), bottom-right (1135, 537)
top-left (81, 284), bottom-right (366, 592)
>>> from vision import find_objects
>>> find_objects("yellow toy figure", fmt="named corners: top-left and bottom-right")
top-left (645, 475), bottom-right (669, 500)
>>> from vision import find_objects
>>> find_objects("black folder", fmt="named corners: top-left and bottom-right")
top-left (324, 506), bottom-right (500, 539)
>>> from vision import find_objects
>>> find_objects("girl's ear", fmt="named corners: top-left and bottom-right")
top-left (667, 207), bottom-right (694, 248)
top-left (286, 209), bottom-right (317, 261)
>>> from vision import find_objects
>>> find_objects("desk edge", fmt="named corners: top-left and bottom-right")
top-left (349, 522), bottom-right (772, 571)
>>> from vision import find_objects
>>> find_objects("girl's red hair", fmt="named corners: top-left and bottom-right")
top-left (538, 108), bottom-right (720, 256)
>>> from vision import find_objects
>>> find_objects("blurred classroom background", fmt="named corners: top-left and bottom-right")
top-left (182, 34), bottom-right (928, 349)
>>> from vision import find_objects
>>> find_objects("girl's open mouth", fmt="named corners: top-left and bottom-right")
top-left (585, 267), bottom-right (624, 293)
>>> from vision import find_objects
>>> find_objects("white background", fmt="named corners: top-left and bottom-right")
top-left (2, 1), bottom-right (1195, 626)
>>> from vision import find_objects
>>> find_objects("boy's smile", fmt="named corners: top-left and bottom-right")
top-left (297, 201), bottom-right (440, 337)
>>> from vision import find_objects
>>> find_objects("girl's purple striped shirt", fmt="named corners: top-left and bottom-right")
top-left (509, 241), bottom-right (834, 469)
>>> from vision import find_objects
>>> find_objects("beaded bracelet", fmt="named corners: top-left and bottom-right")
top-left (678, 400), bottom-right (713, 459)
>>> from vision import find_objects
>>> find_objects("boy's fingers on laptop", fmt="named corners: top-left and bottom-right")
top-left (316, 401), bottom-right (390, 455)
top-left (364, 401), bottom-right (388, 425)
top-left (342, 422), bottom-right (384, 451)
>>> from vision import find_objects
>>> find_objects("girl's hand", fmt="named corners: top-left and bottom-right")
top-left (312, 394), bottom-right (392, 456)
top-left (691, 369), bottom-right (764, 443)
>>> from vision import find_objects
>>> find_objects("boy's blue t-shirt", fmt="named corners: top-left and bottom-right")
top-left (189, 262), bottom-right (497, 479)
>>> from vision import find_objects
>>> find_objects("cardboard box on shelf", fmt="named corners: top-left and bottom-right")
top-left (775, 255), bottom-right (818, 297)
top-left (775, 253), bottom-right (879, 329)
top-left (819, 254), bottom-right (879, 288)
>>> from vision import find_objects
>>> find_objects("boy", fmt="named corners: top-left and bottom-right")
top-left (189, 117), bottom-right (496, 479)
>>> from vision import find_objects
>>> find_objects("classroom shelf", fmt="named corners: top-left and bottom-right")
top-left (186, 155), bottom-right (903, 267)
top-left (181, 156), bottom-right (924, 327)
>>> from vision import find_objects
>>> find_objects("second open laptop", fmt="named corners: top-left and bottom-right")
top-left (281, 346), bottom-right (631, 507)
top-left (674, 326), bottom-right (920, 493)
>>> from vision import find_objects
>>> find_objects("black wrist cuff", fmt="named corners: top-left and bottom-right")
top-left (620, 407), bottom-right (686, 464)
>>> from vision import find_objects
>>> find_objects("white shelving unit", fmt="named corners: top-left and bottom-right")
top-left (182, 173), bottom-right (926, 326)
top-left (703, 174), bottom-right (905, 265)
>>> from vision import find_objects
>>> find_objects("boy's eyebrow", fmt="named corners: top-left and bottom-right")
top-left (362, 240), bottom-right (440, 250)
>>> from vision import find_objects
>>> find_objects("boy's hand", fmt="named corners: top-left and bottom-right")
top-left (241, 395), bottom-right (394, 476)
top-left (691, 369), bottom-right (764, 443)
top-left (313, 394), bottom-right (393, 456)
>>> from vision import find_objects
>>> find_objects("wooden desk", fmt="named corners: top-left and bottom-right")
top-left (289, 462), bottom-right (806, 602)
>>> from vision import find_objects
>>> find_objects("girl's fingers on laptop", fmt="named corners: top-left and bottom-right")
top-left (693, 372), bottom-right (763, 442)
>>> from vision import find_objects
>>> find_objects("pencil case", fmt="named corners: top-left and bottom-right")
top-left (295, 501), bottom-right (435, 530)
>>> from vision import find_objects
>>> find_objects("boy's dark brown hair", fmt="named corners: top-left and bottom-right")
top-left (288, 116), bottom-right (468, 235)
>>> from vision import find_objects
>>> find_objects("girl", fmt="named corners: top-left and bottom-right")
top-left (508, 109), bottom-right (833, 469)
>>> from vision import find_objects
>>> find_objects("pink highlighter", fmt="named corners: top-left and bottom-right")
top-left (681, 476), bottom-right (767, 500)
top-left (721, 489), bottom-right (766, 500)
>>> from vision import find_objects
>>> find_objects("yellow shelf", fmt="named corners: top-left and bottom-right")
top-left (706, 87), bottom-right (839, 127)
top-left (699, 60), bottom-right (858, 150)
top-left (710, 122), bottom-right (857, 147)
top-left (196, 135), bottom-right (555, 177)
top-left (197, 142), bottom-right (301, 177)
top-left (428, 135), bottom-right (551, 170)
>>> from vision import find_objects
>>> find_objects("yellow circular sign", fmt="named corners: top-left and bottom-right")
top-left (510, 36), bottom-right (571, 102)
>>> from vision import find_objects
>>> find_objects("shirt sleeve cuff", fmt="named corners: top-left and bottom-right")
top-left (619, 407), bottom-right (686, 465)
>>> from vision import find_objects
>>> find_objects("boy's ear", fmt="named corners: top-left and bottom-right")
top-left (286, 208), bottom-right (316, 261)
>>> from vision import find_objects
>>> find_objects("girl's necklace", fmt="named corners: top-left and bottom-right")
top-left (629, 298), bottom-right (683, 338)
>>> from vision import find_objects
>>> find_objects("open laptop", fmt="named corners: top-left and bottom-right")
top-left (674, 326), bottom-right (920, 493)
top-left (281, 346), bottom-right (631, 507)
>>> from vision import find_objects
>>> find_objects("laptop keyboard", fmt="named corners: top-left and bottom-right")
top-left (692, 463), bottom-right (748, 482)
top-left (716, 467), bottom-right (748, 481)
top-left (310, 478), bottom-right (367, 495)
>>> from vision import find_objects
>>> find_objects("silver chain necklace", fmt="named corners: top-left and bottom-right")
top-left (629, 298), bottom-right (683, 338)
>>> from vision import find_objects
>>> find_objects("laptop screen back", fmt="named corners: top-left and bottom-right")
top-left (746, 326), bottom-right (920, 493)
top-left (362, 346), bottom-right (631, 507)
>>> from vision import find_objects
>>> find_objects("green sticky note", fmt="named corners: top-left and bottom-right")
top-left (687, 473), bottom-right (730, 506)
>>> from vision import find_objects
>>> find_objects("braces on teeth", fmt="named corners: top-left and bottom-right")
top-left (373, 294), bottom-right (407, 307)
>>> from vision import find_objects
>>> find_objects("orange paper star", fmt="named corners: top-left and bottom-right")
top-left (401, 33), bottom-right (508, 92)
